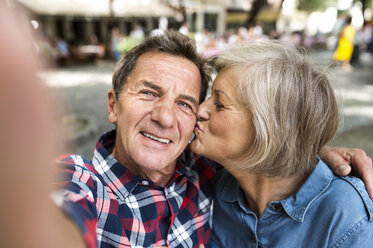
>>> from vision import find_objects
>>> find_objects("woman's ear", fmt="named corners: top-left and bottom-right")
top-left (107, 88), bottom-right (118, 124)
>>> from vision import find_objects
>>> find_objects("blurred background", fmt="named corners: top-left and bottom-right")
top-left (7, 0), bottom-right (373, 158)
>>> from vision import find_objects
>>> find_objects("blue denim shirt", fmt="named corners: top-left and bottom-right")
top-left (208, 159), bottom-right (373, 248)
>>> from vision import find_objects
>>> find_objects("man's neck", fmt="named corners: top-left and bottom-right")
top-left (228, 168), bottom-right (309, 218)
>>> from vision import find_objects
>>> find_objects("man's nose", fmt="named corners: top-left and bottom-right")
top-left (151, 99), bottom-right (176, 128)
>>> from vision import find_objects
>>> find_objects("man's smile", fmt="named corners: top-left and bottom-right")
top-left (140, 131), bottom-right (172, 144)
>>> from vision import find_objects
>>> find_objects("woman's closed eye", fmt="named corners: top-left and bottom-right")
top-left (214, 101), bottom-right (225, 110)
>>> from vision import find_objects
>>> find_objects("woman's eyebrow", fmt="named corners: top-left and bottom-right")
top-left (214, 89), bottom-right (231, 101)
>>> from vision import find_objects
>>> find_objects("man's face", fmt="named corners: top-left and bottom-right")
top-left (108, 52), bottom-right (201, 176)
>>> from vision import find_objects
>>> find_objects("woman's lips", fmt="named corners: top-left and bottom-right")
top-left (194, 123), bottom-right (201, 132)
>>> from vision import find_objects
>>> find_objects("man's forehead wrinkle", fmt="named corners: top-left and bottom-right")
top-left (144, 55), bottom-right (193, 73)
top-left (138, 52), bottom-right (199, 78)
top-left (156, 63), bottom-right (192, 76)
top-left (134, 64), bottom-right (190, 81)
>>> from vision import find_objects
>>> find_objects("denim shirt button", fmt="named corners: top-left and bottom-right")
top-left (251, 232), bottom-right (256, 240)
top-left (272, 203), bottom-right (282, 211)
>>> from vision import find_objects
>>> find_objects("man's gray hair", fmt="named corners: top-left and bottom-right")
top-left (112, 31), bottom-right (211, 103)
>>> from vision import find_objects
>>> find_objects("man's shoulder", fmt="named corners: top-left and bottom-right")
top-left (55, 154), bottom-right (103, 184)
top-left (57, 154), bottom-right (91, 166)
top-left (56, 154), bottom-right (95, 172)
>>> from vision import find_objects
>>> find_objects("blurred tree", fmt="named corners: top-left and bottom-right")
top-left (298, 0), bottom-right (371, 13)
top-left (245, 0), bottom-right (287, 27)
top-left (168, 0), bottom-right (373, 29)
top-left (297, 0), bottom-right (337, 12)
top-left (162, 0), bottom-right (186, 22)
top-left (359, 0), bottom-right (370, 13)
top-left (245, 0), bottom-right (271, 27)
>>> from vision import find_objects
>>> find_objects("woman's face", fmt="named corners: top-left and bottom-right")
top-left (191, 68), bottom-right (253, 166)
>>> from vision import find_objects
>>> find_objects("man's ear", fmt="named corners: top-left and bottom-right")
top-left (107, 88), bottom-right (118, 124)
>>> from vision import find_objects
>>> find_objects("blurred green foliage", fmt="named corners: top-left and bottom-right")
top-left (297, 0), bottom-right (338, 12)
top-left (297, 0), bottom-right (373, 12)
top-left (117, 37), bottom-right (143, 53)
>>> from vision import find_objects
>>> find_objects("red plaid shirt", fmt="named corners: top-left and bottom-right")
top-left (53, 130), bottom-right (215, 247)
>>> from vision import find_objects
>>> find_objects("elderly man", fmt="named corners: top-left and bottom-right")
top-left (54, 32), bottom-right (373, 248)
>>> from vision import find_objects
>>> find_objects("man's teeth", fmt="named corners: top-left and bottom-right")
top-left (142, 132), bottom-right (171, 144)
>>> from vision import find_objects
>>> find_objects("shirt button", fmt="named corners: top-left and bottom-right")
top-left (251, 233), bottom-right (256, 240)
top-left (272, 203), bottom-right (282, 211)
top-left (142, 180), bottom-right (149, 185)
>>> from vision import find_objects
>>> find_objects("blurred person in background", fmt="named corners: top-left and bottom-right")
top-left (54, 36), bottom-right (70, 66)
top-left (150, 16), bottom-right (169, 37)
top-left (333, 16), bottom-right (356, 72)
top-left (129, 23), bottom-right (145, 42)
top-left (111, 27), bottom-right (122, 62)
top-left (178, 22), bottom-right (190, 36)
top-left (363, 20), bottom-right (373, 57)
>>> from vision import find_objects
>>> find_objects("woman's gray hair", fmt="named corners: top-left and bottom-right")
top-left (215, 41), bottom-right (339, 177)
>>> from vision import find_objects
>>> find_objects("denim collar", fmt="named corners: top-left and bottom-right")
top-left (220, 159), bottom-right (334, 222)
top-left (280, 160), bottom-right (333, 222)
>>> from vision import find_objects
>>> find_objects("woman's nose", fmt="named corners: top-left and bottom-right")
top-left (196, 99), bottom-right (210, 122)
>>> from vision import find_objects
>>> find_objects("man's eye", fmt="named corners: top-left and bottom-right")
top-left (178, 101), bottom-right (192, 109)
top-left (141, 90), bottom-right (156, 97)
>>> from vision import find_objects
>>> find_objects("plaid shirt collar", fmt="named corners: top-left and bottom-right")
top-left (92, 130), bottom-right (188, 201)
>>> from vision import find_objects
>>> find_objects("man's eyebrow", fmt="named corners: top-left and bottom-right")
top-left (142, 81), bottom-right (162, 91)
top-left (180, 94), bottom-right (198, 108)
top-left (141, 80), bottom-right (198, 108)
top-left (214, 89), bottom-right (231, 101)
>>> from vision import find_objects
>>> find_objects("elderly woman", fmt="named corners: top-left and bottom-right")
top-left (191, 41), bottom-right (373, 247)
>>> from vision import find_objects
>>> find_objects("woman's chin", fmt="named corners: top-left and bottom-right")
top-left (190, 138), bottom-right (202, 154)
top-left (190, 135), bottom-right (214, 160)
